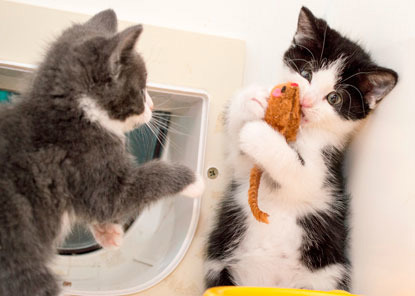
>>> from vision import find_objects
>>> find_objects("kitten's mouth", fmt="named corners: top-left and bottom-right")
top-left (301, 109), bottom-right (309, 123)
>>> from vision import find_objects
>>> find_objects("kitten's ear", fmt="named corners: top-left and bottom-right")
top-left (85, 9), bottom-right (118, 33)
top-left (109, 25), bottom-right (143, 76)
top-left (360, 68), bottom-right (398, 109)
top-left (294, 6), bottom-right (317, 43)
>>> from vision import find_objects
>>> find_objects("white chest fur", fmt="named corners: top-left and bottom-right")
top-left (230, 181), bottom-right (346, 289)
top-left (228, 130), bottom-right (345, 289)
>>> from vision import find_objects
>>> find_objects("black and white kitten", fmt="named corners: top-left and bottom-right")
top-left (205, 7), bottom-right (397, 290)
top-left (0, 10), bottom-right (203, 296)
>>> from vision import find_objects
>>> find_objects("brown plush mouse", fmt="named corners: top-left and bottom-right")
top-left (248, 82), bottom-right (301, 224)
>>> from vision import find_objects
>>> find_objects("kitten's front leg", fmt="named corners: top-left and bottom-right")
top-left (239, 120), bottom-right (303, 185)
top-left (122, 160), bottom-right (204, 214)
top-left (227, 85), bottom-right (270, 170)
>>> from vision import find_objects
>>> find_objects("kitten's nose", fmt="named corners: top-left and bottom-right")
top-left (301, 97), bottom-right (313, 108)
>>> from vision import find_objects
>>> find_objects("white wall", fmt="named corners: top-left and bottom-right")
top-left (10, 0), bottom-right (415, 84)
top-left (8, 0), bottom-right (415, 295)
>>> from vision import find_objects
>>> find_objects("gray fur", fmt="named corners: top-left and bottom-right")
top-left (0, 10), bottom-right (195, 296)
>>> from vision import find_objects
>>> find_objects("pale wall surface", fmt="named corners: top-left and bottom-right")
top-left (4, 1), bottom-right (415, 295)
top-left (8, 0), bottom-right (415, 85)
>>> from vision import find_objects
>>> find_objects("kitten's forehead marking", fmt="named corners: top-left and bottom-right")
top-left (306, 58), bottom-right (345, 100)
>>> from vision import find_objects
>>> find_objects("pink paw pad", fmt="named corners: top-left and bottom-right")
top-left (92, 223), bottom-right (124, 249)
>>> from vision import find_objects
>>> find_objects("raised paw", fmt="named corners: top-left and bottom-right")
top-left (180, 174), bottom-right (205, 198)
top-left (239, 120), bottom-right (276, 158)
top-left (91, 223), bottom-right (124, 249)
top-left (233, 85), bottom-right (270, 121)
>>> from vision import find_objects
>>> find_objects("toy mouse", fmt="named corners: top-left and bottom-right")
top-left (248, 82), bottom-right (301, 223)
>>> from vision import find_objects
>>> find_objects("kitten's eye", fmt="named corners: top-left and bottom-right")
top-left (300, 70), bottom-right (312, 82)
top-left (327, 92), bottom-right (342, 106)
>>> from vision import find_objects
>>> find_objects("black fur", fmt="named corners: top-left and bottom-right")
top-left (206, 268), bottom-right (235, 288)
top-left (205, 180), bottom-right (247, 288)
top-left (0, 10), bottom-right (196, 296)
top-left (284, 7), bottom-right (398, 120)
top-left (297, 147), bottom-right (350, 289)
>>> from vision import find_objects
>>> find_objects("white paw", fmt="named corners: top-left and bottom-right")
top-left (180, 174), bottom-right (205, 198)
top-left (91, 223), bottom-right (124, 249)
top-left (239, 120), bottom-right (274, 157)
top-left (236, 85), bottom-right (270, 121)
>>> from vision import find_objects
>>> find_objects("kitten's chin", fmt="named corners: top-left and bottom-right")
top-left (123, 106), bottom-right (153, 132)
top-left (123, 112), bottom-right (152, 132)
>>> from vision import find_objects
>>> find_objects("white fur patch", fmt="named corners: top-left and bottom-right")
top-left (226, 85), bottom-right (271, 179)
top-left (204, 259), bottom-right (227, 280)
top-left (180, 174), bottom-right (205, 198)
top-left (55, 211), bottom-right (74, 246)
top-left (78, 95), bottom-right (152, 138)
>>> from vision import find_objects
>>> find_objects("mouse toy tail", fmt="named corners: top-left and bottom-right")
top-left (248, 165), bottom-right (269, 224)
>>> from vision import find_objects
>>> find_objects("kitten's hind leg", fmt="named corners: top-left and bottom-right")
top-left (204, 261), bottom-right (235, 288)
top-left (90, 223), bottom-right (124, 249)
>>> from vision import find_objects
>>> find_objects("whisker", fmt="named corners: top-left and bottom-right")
top-left (155, 106), bottom-right (190, 111)
top-left (154, 113), bottom-right (192, 118)
top-left (341, 71), bottom-right (375, 83)
top-left (320, 24), bottom-right (328, 65)
top-left (345, 48), bottom-right (359, 62)
top-left (142, 125), bottom-right (158, 160)
top-left (285, 58), bottom-right (316, 71)
top-left (151, 116), bottom-right (189, 132)
top-left (145, 122), bottom-right (167, 153)
top-left (295, 44), bottom-right (316, 61)
top-left (284, 59), bottom-right (300, 73)
top-left (340, 83), bottom-right (366, 115)
top-left (343, 88), bottom-right (352, 118)
top-left (149, 121), bottom-right (181, 152)
top-left (153, 97), bottom-right (173, 109)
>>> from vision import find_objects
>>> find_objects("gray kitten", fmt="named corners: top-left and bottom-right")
top-left (0, 10), bottom-right (203, 296)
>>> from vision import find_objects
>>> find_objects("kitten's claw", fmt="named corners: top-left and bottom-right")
top-left (180, 174), bottom-right (205, 198)
top-left (91, 223), bottom-right (124, 249)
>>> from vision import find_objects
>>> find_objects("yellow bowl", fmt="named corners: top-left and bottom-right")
top-left (203, 287), bottom-right (357, 296)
